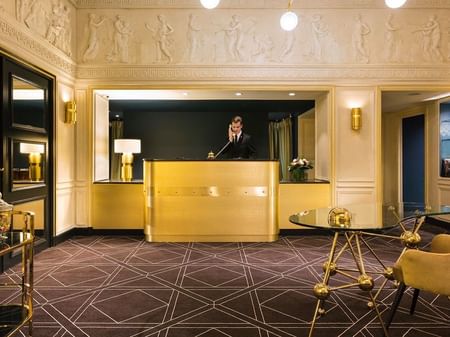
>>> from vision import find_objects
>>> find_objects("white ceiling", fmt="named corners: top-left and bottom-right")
top-left (94, 89), bottom-right (325, 101)
top-left (94, 89), bottom-right (450, 113)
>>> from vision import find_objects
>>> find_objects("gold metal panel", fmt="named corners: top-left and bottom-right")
top-left (144, 160), bottom-right (279, 242)
top-left (278, 183), bottom-right (331, 229)
top-left (92, 183), bottom-right (144, 229)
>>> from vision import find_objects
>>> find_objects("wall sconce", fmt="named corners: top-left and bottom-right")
top-left (351, 107), bottom-right (362, 131)
top-left (65, 100), bottom-right (76, 124)
top-left (19, 143), bottom-right (45, 181)
top-left (114, 139), bottom-right (141, 182)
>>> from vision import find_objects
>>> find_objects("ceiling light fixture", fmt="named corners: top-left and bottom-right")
top-left (235, 92), bottom-right (242, 96)
top-left (289, 92), bottom-right (296, 96)
top-left (385, 0), bottom-right (407, 9)
top-left (200, 0), bottom-right (220, 9)
top-left (280, 0), bottom-right (298, 31)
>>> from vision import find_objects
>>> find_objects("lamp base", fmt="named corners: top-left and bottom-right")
top-left (120, 153), bottom-right (134, 182)
top-left (28, 153), bottom-right (42, 181)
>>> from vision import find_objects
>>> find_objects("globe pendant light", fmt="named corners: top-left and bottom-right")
top-left (385, 0), bottom-right (407, 8)
top-left (200, 0), bottom-right (220, 9)
top-left (280, 0), bottom-right (298, 31)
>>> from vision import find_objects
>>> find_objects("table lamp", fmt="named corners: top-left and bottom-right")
top-left (19, 143), bottom-right (45, 181)
top-left (114, 139), bottom-right (141, 182)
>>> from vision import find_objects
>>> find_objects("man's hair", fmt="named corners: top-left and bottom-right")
top-left (231, 116), bottom-right (243, 124)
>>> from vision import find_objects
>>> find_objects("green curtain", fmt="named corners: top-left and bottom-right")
top-left (110, 119), bottom-right (124, 181)
top-left (269, 117), bottom-right (292, 181)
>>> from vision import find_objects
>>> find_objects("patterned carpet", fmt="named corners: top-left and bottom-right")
top-left (1, 228), bottom-right (449, 337)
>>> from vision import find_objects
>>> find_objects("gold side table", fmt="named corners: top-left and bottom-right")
top-left (0, 211), bottom-right (34, 337)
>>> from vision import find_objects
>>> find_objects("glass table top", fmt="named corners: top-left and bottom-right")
top-left (289, 203), bottom-right (450, 232)
top-left (0, 232), bottom-right (33, 254)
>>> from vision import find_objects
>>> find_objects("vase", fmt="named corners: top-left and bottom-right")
top-left (291, 169), bottom-right (307, 182)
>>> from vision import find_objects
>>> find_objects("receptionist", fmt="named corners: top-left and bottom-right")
top-left (223, 115), bottom-right (256, 159)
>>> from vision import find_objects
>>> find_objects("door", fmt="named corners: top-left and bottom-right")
top-left (1, 56), bottom-right (53, 269)
top-left (402, 114), bottom-right (424, 204)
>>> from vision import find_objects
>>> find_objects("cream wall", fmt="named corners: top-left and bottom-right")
top-left (1, 1), bottom-right (450, 235)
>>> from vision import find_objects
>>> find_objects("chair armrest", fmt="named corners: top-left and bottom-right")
top-left (394, 250), bottom-right (450, 296)
top-left (431, 234), bottom-right (450, 253)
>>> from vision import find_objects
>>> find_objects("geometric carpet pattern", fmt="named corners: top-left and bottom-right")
top-left (1, 228), bottom-right (449, 337)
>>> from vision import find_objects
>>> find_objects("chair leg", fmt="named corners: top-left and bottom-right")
top-left (385, 282), bottom-right (407, 332)
top-left (410, 288), bottom-right (420, 315)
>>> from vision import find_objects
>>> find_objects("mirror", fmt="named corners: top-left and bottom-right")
top-left (12, 76), bottom-right (46, 131)
top-left (11, 140), bottom-right (46, 190)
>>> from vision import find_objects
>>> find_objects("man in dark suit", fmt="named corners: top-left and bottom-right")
top-left (224, 116), bottom-right (256, 159)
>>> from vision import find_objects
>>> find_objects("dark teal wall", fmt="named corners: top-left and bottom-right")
top-left (109, 100), bottom-right (314, 179)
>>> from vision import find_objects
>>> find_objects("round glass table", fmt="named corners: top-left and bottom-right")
top-left (289, 203), bottom-right (450, 337)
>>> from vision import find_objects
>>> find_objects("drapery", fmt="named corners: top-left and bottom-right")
top-left (269, 117), bottom-right (292, 181)
top-left (110, 118), bottom-right (124, 181)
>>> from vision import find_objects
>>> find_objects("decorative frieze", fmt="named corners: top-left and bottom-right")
top-left (76, 64), bottom-right (450, 81)
top-left (0, 15), bottom-right (76, 76)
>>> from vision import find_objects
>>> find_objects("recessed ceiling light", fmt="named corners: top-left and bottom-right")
top-left (288, 92), bottom-right (296, 96)
top-left (235, 92), bottom-right (242, 96)
top-left (183, 92), bottom-right (188, 96)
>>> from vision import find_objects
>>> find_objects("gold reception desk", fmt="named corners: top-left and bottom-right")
top-left (143, 160), bottom-right (279, 242)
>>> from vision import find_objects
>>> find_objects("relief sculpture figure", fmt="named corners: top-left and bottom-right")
top-left (252, 33), bottom-right (274, 63)
top-left (352, 14), bottom-right (371, 63)
top-left (24, 0), bottom-right (40, 31)
top-left (46, 1), bottom-right (64, 45)
top-left (83, 13), bottom-right (106, 62)
top-left (185, 14), bottom-right (201, 63)
top-left (385, 14), bottom-right (400, 62)
top-left (146, 14), bottom-right (174, 64)
top-left (107, 15), bottom-right (133, 63)
top-left (311, 14), bottom-right (328, 62)
top-left (279, 30), bottom-right (295, 62)
top-left (16, 0), bottom-right (30, 22)
top-left (224, 15), bottom-right (244, 62)
top-left (413, 15), bottom-right (443, 62)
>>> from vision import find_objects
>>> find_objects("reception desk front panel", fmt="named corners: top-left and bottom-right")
top-left (143, 160), bottom-right (279, 242)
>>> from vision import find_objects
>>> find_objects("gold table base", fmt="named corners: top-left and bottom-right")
top-left (309, 231), bottom-right (393, 337)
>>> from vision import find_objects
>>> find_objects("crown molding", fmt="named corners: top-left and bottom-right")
top-left (74, 0), bottom-right (450, 9)
top-left (76, 64), bottom-right (450, 83)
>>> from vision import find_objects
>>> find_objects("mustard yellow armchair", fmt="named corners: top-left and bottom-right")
top-left (385, 234), bottom-right (450, 332)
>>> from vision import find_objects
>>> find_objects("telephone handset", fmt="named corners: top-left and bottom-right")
top-left (228, 124), bottom-right (236, 143)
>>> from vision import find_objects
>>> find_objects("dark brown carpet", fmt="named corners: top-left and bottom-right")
top-left (1, 228), bottom-right (449, 337)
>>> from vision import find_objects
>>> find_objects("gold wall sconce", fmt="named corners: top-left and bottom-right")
top-left (65, 100), bottom-right (77, 124)
top-left (114, 139), bottom-right (141, 182)
top-left (19, 143), bottom-right (45, 181)
top-left (351, 107), bottom-right (362, 131)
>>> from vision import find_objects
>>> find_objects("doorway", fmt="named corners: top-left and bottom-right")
top-left (402, 114), bottom-right (425, 203)
top-left (0, 55), bottom-right (54, 270)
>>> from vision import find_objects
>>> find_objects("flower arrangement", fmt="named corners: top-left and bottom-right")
top-left (288, 157), bottom-right (313, 181)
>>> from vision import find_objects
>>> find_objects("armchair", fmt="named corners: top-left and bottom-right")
top-left (384, 234), bottom-right (450, 332)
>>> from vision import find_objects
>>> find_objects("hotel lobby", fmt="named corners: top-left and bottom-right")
top-left (0, 0), bottom-right (449, 336)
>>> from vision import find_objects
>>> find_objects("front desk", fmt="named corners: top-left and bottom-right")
top-left (143, 160), bottom-right (279, 242)
top-left (91, 160), bottom-right (331, 240)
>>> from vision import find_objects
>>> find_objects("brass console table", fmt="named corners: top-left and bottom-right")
top-left (0, 211), bottom-right (34, 337)
top-left (289, 203), bottom-right (450, 337)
